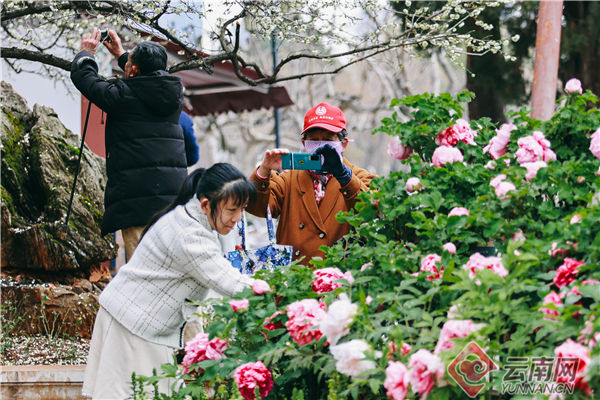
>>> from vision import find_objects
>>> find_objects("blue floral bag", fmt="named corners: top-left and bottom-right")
top-left (225, 207), bottom-right (293, 275)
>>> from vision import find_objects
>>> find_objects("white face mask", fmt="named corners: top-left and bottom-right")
top-left (302, 140), bottom-right (344, 155)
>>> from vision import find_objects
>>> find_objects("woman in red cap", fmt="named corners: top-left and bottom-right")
top-left (247, 102), bottom-right (376, 265)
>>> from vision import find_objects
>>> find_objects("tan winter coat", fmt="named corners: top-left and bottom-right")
top-left (247, 159), bottom-right (376, 265)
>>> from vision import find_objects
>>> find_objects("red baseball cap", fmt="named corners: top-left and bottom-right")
top-left (300, 102), bottom-right (347, 136)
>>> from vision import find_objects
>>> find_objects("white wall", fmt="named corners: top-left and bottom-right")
top-left (1, 62), bottom-right (81, 136)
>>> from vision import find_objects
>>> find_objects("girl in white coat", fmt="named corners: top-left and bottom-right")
top-left (82, 163), bottom-right (256, 399)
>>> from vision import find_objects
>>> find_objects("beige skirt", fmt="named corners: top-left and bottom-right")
top-left (82, 307), bottom-right (177, 399)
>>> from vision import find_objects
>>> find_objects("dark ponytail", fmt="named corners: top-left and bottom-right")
top-left (141, 163), bottom-right (255, 237)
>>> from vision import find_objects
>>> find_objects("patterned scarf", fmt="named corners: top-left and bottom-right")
top-left (308, 170), bottom-right (332, 205)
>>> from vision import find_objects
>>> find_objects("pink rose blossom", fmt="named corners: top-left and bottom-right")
top-left (483, 123), bottom-right (514, 159)
top-left (252, 279), bottom-right (272, 295)
top-left (522, 161), bottom-right (547, 182)
top-left (329, 339), bottom-right (377, 378)
top-left (554, 339), bottom-right (592, 395)
top-left (432, 146), bottom-right (464, 167)
top-left (361, 262), bottom-right (372, 272)
top-left (182, 333), bottom-right (229, 374)
top-left (234, 361), bottom-right (274, 400)
top-left (230, 299), bottom-right (249, 312)
top-left (553, 258), bottom-right (584, 288)
top-left (401, 343), bottom-right (413, 356)
top-left (448, 207), bottom-right (469, 217)
top-left (462, 253), bottom-right (508, 284)
top-left (436, 119), bottom-right (477, 146)
top-left (434, 319), bottom-right (484, 354)
top-left (388, 136), bottom-right (414, 160)
top-left (590, 128), bottom-right (600, 159)
top-left (406, 177), bottom-right (422, 192)
top-left (443, 242), bottom-right (456, 254)
top-left (408, 349), bottom-right (445, 397)
top-left (384, 361), bottom-right (410, 400)
top-left (313, 268), bottom-right (354, 294)
top-left (540, 291), bottom-right (563, 321)
top-left (577, 176), bottom-right (585, 183)
top-left (565, 78), bottom-right (583, 94)
top-left (285, 299), bottom-right (326, 346)
top-left (365, 295), bottom-right (373, 305)
top-left (495, 181), bottom-right (516, 199)
top-left (420, 253), bottom-right (444, 280)
top-left (318, 294), bottom-right (358, 346)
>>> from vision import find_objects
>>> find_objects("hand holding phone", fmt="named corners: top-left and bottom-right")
top-left (281, 153), bottom-right (322, 171)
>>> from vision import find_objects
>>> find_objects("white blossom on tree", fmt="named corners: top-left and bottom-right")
top-left (2, 0), bottom-right (509, 85)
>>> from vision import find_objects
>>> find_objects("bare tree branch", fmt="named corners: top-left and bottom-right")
top-left (1, 46), bottom-right (71, 71)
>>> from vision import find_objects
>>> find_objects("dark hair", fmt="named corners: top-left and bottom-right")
top-left (142, 163), bottom-right (256, 237)
top-left (303, 128), bottom-right (348, 141)
top-left (130, 42), bottom-right (167, 75)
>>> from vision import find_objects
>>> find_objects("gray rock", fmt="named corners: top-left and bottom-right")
top-left (1, 81), bottom-right (117, 272)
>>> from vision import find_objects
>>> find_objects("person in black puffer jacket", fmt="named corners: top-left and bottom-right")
top-left (71, 28), bottom-right (187, 261)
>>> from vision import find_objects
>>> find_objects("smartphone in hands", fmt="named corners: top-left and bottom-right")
top-left (281, 153), bottom-right (322, 171)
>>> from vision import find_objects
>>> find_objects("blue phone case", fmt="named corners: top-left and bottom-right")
top-left (281, 153), bottom-right (322, 170)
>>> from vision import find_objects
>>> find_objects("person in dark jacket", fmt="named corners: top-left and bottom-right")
top-left (179, 111), bottom-right (199, 167)
top-left (70, 28), bottom-right (187, 261)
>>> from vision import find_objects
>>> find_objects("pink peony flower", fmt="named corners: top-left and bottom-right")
top-left (234, 361), bottom-right (274, 400)
top-left (388, 136), bottom-right (414, 160)
top-left (483, 123), bottom-right (515, 159)
top-left (553, 258), bottom-right (584, 288)
top-left (360, 262), bottom-right (373, 272)
top-left (313, 268), bottom-right (354, 294)
top-left (285, 299), bottom-right (326, 346)
top-left (443, 242), bottom-right (456, 254)
top-left (495, 181), bottom-right (516, 199)
top-left (420, 253), bottom-right (444, 280)
top-left (252, 279), bottom-right (272, 295)
top-left (384, 361), bottom-right (410, 400)
top-left (436, 119), bottom-right (477, 146)
top-left (489, 174), bottom-right (507, 189)
top-left (182, 333), bottom-right (229, 374)
top-left (462, 253), bottom-right (508, 284)
top-left (565, 78), bottom-right (583, 94)
top-left (318, 294), bottom-right (358, 345)
top-left (406, 177), bottom-right (422, 192)
top-left (230, 299), bottom-right (249, 312)
top-left (590, 128), bottom-right (600, 159)
top-left (432, 146), bottom-right (464, 167)
top-left (549, 242), bottom-right (570, 258)
top-left (516, 131), bottom-right (556, 165)
top-left (522, 161), bottom-right (547, 182)
top-left (570, 214), bottom-right (582, 224)
top-left (262, 311), bottom-right (284, 332)
top-left (554, 339), bottom-right (592, 395)
top-left (434, 319), bottom-right (484, 354)
top-left (512, 229), bottom-right (526, 243)
top-left (401, 342), bottom-right (413, 356)
top-left (447, 304), bottom-right (461, 319)
top-left (329, 339), bottom-right (378, 378)
top-left (540, 290), bottom-right (563, 321)
top-left (408, 349), bottom-right (445, 397)
top-left (448, 207), bottom-right (469, 217)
